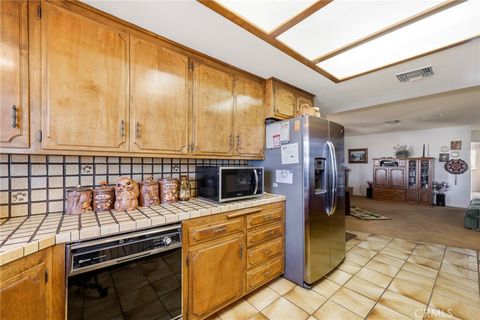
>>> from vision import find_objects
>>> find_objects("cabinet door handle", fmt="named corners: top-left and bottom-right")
top-left (236, 135), bottom-right (240, 149)
top-left (229, 134), bottom-right (233, 149)
top-left (239, 246), bottom-right (243, 258)
top-left (12, 105), bottom-right (18, 128)
top-left (135, 121), bottom-right (140, 138)
top-left (120, 120), bottom-right (125, 137)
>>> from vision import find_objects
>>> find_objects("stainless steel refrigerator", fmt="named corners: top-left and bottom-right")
top-left (252, 115), bottom-right (345, 287)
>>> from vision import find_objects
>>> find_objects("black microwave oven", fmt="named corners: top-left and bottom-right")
top-left (196, 166), bottom-right (264, 202)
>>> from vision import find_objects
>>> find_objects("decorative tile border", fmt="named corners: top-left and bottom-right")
top-left (0, 154), bottom-right (247, 218)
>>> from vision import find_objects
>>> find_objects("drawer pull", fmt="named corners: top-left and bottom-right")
top-left (266, 230), bottom-right (275, 236)
top-left (227, 208), bottom-right (262, 219)
top-left (263, 215), bottom-right (273, 222)
top-left (263, 249), bottom-right (272, 256)
top-left (213, 227), bottom-right (227, 233)
top-left (264, 270), bottom-right (272, 276)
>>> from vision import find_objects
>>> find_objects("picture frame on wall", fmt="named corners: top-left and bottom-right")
top-left (348, 148), bottom-right (368, 163)
top-left (439, 153), bottom-right (449, 162)
top-left (450, 140), bottom-right (462, 150)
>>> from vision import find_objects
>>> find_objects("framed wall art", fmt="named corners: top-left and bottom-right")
top-left (348, 148), bottom-right (368, 164)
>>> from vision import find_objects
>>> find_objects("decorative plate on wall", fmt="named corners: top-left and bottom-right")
top-left (444, 159), bottom-right (468, 185)
top-left (451, 151), bottom-right (460, 158)
top-left (440, 146), bottom-right (449, 152)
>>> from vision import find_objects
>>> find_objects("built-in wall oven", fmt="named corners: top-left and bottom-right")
top-left (66, 224), bottom-right (182, 320)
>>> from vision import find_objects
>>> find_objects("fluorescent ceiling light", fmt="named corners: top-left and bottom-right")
top-left (215, 0), bottom-right (316, 32)
top-left (317, 0), bottom-right (480, 79)
top-left (277, 0), bottom-right (445, 60)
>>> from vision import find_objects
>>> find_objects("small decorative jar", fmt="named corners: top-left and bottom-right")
top-left (179, 175), bottom-right (191, 201)
top-left (66, 185), bottom-right (92, 215)
top-left (93, 181), bottom-right (115, 212)
top-left (159, 178), bottom-right (179, 204)
top-left (114, 177), bottom-right (140, 211)
top-left (139, 176), bottom-right (160, 207)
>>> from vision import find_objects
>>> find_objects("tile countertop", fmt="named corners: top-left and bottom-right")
top-left (0, 193), bottom-right (286, 266)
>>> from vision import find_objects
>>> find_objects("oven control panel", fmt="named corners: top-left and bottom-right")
top-left (66, 224), bottom-right (182, 276)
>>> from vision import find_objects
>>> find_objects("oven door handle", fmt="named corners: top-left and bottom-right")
top-left (253, 169), bottom-right (259, 195)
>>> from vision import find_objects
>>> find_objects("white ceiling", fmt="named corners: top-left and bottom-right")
top-left (327, 86), bottom-right (480, 136)
top-left (84, 0), bottom-right (480, 115)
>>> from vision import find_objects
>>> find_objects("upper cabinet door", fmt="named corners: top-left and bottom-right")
top-left (273, 83), bottom-right (296, 119)
top-left (130, 37), bottom-right (189, 154)
top-left (234, 77), bottom-right (265, 158)
top-left (192, 61), bottom-right (234, 156)
top-left (41, 3), bottom-right (129, 151)
top-left (0, 1), bottom-right (29, 148)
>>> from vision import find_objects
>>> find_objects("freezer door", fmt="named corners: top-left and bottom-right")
top-left (329, 121), bottom-right (346, 270)
top-left (304, 116), bottom-right (332, 285)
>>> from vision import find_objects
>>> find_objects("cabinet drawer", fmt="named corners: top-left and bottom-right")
top-left (246, 209), bottom-right (283, 229)
top-left (246, 257), bottom-right (283, 291)
top-left (247, 223), bottom-right (283, 247)
top-left (189, 218), bottom-right (243, 246)
top-left (247, 238), bottom-right (283, 269)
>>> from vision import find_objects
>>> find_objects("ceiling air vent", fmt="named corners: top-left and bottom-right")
top-left (416, 113), bottom-right (444, 121)
top-left (396, 66), bottom-right (434, 82)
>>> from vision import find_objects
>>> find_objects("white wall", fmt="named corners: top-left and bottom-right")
top-left (345, 126), bottom-right (471, 208)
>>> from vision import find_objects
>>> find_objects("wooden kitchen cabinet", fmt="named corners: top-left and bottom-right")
top-left (388, 167), bottom-right (406, 189)
top-left (130, 36), bottom-right (190, 154)
top-left (191, 61), bottom-right (234, 156)
top-left (0, 0), bottom-right (29, 148)
top-left (0, 245), bottom-right (65, 320)
top-left (182, 202), bottom-right (285, 320)
top-left (233, 77), bottom-right (265, 158)
top-left (40, 2), bottom-right (129, 152)
top-left (373, 167), bottom-right (388, 188)
top-left (187, 234), bottom-right (244, 319)
top-left (265, 78), bottom-right (315, 120)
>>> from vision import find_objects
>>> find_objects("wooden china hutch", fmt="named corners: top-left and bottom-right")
top-left (373, 157), bottom-right (434, 205)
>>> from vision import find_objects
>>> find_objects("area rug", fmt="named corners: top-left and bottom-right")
top-left (350, 206), bottom-right (391, 220)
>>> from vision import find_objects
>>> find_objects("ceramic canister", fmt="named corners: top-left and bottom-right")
top-left (159, 178), bottom-right (179, 204)
top-left (93, 181), bottom-right (115, 212)
top-left (139, 176), bottom-right (160, 207)
top-left (66, 185), bottom-right (93, 215)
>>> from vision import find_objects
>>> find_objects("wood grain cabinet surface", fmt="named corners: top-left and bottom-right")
top-left (191, 61), bottom-right (234, 157)
top-left (130, 37), bottom-right (190, 154)
top-left (40, 2), bottom-right (129, 152)
top-left (0, 0), bottom-right (29, 148)
top-left (0, 245), bottom-right (65, 320)
top-left (182, 202), bottom-right (285, 320)
top-left (265, 78), bottom-right (315, 120)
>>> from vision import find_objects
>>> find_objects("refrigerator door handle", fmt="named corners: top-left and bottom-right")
top-left (253, 169), bottom-right (259, 195)
top-left (326, 141), bottom-right (338, 215)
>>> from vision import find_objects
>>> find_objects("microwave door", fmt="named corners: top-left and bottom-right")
top-left (221, 169), bottom-right (256, 200)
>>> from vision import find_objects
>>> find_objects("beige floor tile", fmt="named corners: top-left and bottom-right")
top-left (344, 276), bottom-right (385, 301)
top-left (430, 291), bottom-right (480, 320)
top-left (283, 286), bottom-right (327, 314)
top-left (439, 263), bottom-right (478, 281)
top-left (423, 306), bottom-right (462, 320)
top-left (436, 272), bottom-right (479, 293)
top-left (407, 255), bottom-right (441, 270)
top-left (348, 230), bottom-right (371, 240)
top-left (337, 261), bottom-right (362, 275)
top-left (349, 246), bottom-right (378, 259)
top-left (311, 278), bottom-right (340, 298)
top-left (356, 267), bottom-right (393, 288)
top-left (367, 303), bottom-right (411, 320)
top-left (395, 270), bottom-right (435, 291)
top-left (249, 313), bottom-right (268, 320)
top-left (261, 297), bottom-right (309, 320)
top-left (330, 287), bottom-right (376, 318)
top-left (401, 261), bottom-right (438, 279)
top-left (306, 317), bottom-right (316, 320)
top-left (446, 246), bottom-right (477, 257)
top-left (414, 241), bottom-right (446, 250)
top-left (373, 253), bottom-right (405, 268)
top-left (268, 277), bottom-right (296, 295)
top-left (366, 259), bottom-right (400, 277)
top-left (246, 286), bottom-right (281, 311)
top-left (379, 290), bottom-right (426, 320)
top-left (381, 246), bottom-right (410, 260)
top-left (218, 299), bottom-right (258, 320)
top-left (412, 245), bottom-right (444, 262)
top-left (433, 282), bottom-right (480, 307)
top-left (358, 240), bottom-right (386, 251)
top-left (325, 269), bottom-right (352, 286)
top-left (388, 278), bottom-right (432, 305)
top-left (443, 250), bottom-right (478, 271)
top-left (205, 314), bottom-right (221, 320)
top-left (344, 252), bottom-right (370, 266)
top-left (387, 238), bottom-right (417, 254)
top-left (313, 300), bottom-right (362, 320)
top-left (346, 238), bottom-right (361, 251)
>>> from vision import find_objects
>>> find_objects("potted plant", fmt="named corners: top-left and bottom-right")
top-left (366, 181), bottom-right (373, 198)
top-left (393, 144), bottom-right (412, 159)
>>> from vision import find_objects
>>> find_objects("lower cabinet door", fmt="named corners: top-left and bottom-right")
top-left (419, 190), bottom-right (432, 205)
top-left (0, 262), bottom-right (47, 319)
top-left (188, 234), bottom-right (244, 320)
top-left (406, 189), bottom-right (418, 202)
